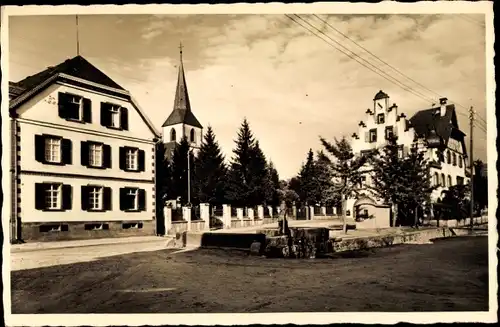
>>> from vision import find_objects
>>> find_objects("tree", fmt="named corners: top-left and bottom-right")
top-left (315, 151), bottom-right (340, 207)
top-left (441, 184), bottom-right (470, 221)
top-left (247, 141), bottom-right (269, 206)
top-left (278, 179), bottom-right (300, 207)
top-left (156, 142), bottom-right (173, 203)
top-left (225, 118), bottom-right (255, 206)
top-left (369, 136), bottom-right (434, 227)
top-left (193, 126), bottom-right (228, 206)
top-left (265, 161), bottom-right (281, 207)
top-left (473, 160), bottom-right (488, 212)
top-left (170, 136), bottom-right (195, 205)
top-left (297, 149), bottom-right (320, 208)
top-left (320, 137), bottom-right (369, 233)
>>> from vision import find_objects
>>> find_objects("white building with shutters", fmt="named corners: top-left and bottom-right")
top-left (346, 90), bottom-right (469, 226)
top-left (8, 55), bottom-right (161, 242)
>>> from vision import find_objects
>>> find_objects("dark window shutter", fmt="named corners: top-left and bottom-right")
top-left (82, 98), bottom-right (92, 123)
top-left (138, 189), bottom-right (146, 211)
top-left (103, 187), bottom-right (112, 211)
top-left (138, 149), bottom-right (145, 171)
top-left (35, 134), bottom-right (46, 163)
top-left (58, 92), bottom-right (70, 119)
top-left (100, 103), bottom-right (111, 127)
top-left (119, 147), bottom-right (126, 170)
top-left (119, 188), bottom-right (127, 211)
top-left (35, 183), bottom-right (46, 210)
top-left (81, 141), bottom-right (89, 166)
top-left (103, 144), bottom-right (112, 168)
top-left (61, 138), bottom-right (72, 165)
top-left (120, 107), bottom-right (129, 130)
top-left (81, 186), bottom-right (89, 210)
top-left (62, 184), bottom-right (72, 210)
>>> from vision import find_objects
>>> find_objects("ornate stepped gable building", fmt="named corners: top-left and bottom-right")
top-left (347, 90), bottom-right (469, 226)
top-left (161, 48), bottom-right (203, 161)
top-left (8, 55), bottom-right (161, 242)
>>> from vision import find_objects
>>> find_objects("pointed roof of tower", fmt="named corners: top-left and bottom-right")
top-left (162, 44), bottom-right (203, 129)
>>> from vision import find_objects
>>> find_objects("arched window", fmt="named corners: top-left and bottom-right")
top-left (447, 175), bottom-right (452, 187)
top-left (434, 172), bottom-right (439, 186)
top-left (190, 128), bottom-right (195, 143)
top-left (452, 152), bottom-right (457, 166)
top-left (170, 128), bottom-right (176, 142)
top-left (441, 173), bottom-right (446, 187)
top-left (458, 156), bottom-right (463, 168)
top-left (447, 150), bottom-right (451, 164)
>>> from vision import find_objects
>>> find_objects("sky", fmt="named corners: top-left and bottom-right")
top-left (8, 13), bottom-right (488, 179)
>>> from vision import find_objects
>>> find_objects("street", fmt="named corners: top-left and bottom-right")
top-left (11, 235), bottom-right (489, 313)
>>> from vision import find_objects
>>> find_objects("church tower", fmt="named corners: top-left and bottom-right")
top-left (162, 43), bottom-right (203, 160)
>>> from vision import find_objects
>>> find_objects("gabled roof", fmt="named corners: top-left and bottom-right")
top-left (162, 50), bottom-right (203, 129)
top-left (14, 55), bottom-right (125, 93)
top-left (9, 55), bottom-right (160, 138)
top-left (409, 104), bottom-right (465, 148)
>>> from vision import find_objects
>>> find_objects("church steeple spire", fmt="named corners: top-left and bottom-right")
top-left (172, 41), bottom-right (191, 112)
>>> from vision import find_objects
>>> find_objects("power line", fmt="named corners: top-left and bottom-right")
top-left (285, 14), bottom-right (436, 106)
top-left (311, 14), bottom-right (488, 128)
top-left (288, 14), bottom-right (488, 133)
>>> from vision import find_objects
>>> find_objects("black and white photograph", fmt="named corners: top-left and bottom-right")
top-left (1, 2), bottom-right (496, 326)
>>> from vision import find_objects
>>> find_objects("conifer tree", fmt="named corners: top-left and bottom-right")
top-left (193, 126), bottom-right (228, 206)
top-left (320, 137), bottom-right (369, 233)
top-left (248, 141), bottom-right (269, 205)
top-left (266, 161), bottom-right (281, 207)
top-left (315, 151), bottom-right (339, 206)
top-left (297, 149), bottom-right (319, 207)
top-left (226, 119), bottom-right (256, 206)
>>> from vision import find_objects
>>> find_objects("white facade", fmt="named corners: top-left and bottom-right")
top-left (162, 122), bottom-right (203, 152)
top-left (348, 91), bottom-right (468, 223)
top-left (10, 72), bottom-right (159, 240)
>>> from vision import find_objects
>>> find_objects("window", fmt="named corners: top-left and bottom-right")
top-left (458, 156), bottom-right (463, 168)
top-left (170, 128), bottom-right (176, 142)
top-left (35, 183), bottom-right (72, 211)
top-left (360, 175), bottom-right (367, 187)
top-left (190, 128), bottom-right (195, 143)
top-left (44, 138), bottom-right (61, 163)
top-left (81, 186), bottom-right (111, 211)
top-left (120, 187), bottom-right (146, 211)
top-left (101, 102), bottom-right (128, 130)
top-left (377, 113), bottom-right (385, 124)
top-left (447, 175), bottom-right (452, 187)
top-left (457, 176), bottom-right (464, 185)
top-left (119, 147), bottom-right (145, 172)
top-left (45, 184), bottom-right (61, 210)
top-left (126, 148), bottom-right (138, 171)
top-left (89, 186), bottom-right (103, 210)
top-left (58, 92), bottom-right (91, 123)
top-left (441, 173), bottom-right (446, 187)
top-left (81, 142), bottom-right (111, 169)
top-left (385, 126), bottom-right (394, 140)
top-left (369, 129), bottom-right (377, 143)
top-left (110, 105), bottom-right (121, 128)
top-left (89, 143), bottom-right (103, 167)
top-left (434, 173), bottom-right (439, 186)
top-left (35, 134), bottom-right (72, 165)
top-left (447, 150), bottom-right (451, 164)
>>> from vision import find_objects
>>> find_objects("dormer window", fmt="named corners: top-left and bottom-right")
top-left (109, 105), bottom-right (121, 129)
top-left (377, 113), bottom-right (385, 124)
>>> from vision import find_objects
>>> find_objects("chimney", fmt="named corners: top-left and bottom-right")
top-left (439, 97), bottom-right (448, 117)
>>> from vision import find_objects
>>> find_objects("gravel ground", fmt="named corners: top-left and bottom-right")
top-left (11, 235), bottom-right (489, 313)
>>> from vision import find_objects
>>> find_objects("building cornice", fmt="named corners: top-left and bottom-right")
top-left (20, 170), bottom-right (155, 184)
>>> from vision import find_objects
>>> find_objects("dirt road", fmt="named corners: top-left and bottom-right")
top-left (11, 236), bottom-right (489, 313)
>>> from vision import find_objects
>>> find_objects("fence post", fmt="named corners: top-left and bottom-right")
top-left (248, 207), bottom-right (255, 223)
top-left (237, 208), bottom-right (244, 221)
top-left (183, 206), bottom-right (192, 231)
top-left (200, 203), bottom-right (210, 230)
top-left (164, 205), bottom-right (172, 235)
top-left (268, 206), bottom-right (273, 218)
top-left (222, 204), bottom-right (231, 229)
top-left (321, 206), bottom-right (326, 216)
top-left (257, 205), bottom-right (264, 219)
top-left (332, 207), bottom-right (337, 216)
top-left (309, 206), bottom-right (315, 220)
top-left (292, 205), bottom-right (297, 219)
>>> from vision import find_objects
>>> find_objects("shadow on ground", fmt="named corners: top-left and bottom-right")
top-left (11, 236), bottom-right (489, 314)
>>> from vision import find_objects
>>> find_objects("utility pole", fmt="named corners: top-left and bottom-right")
top-left (469, 106), bottom-right (475, 229)
top-left (187, 148), bottom-right (191, 205)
